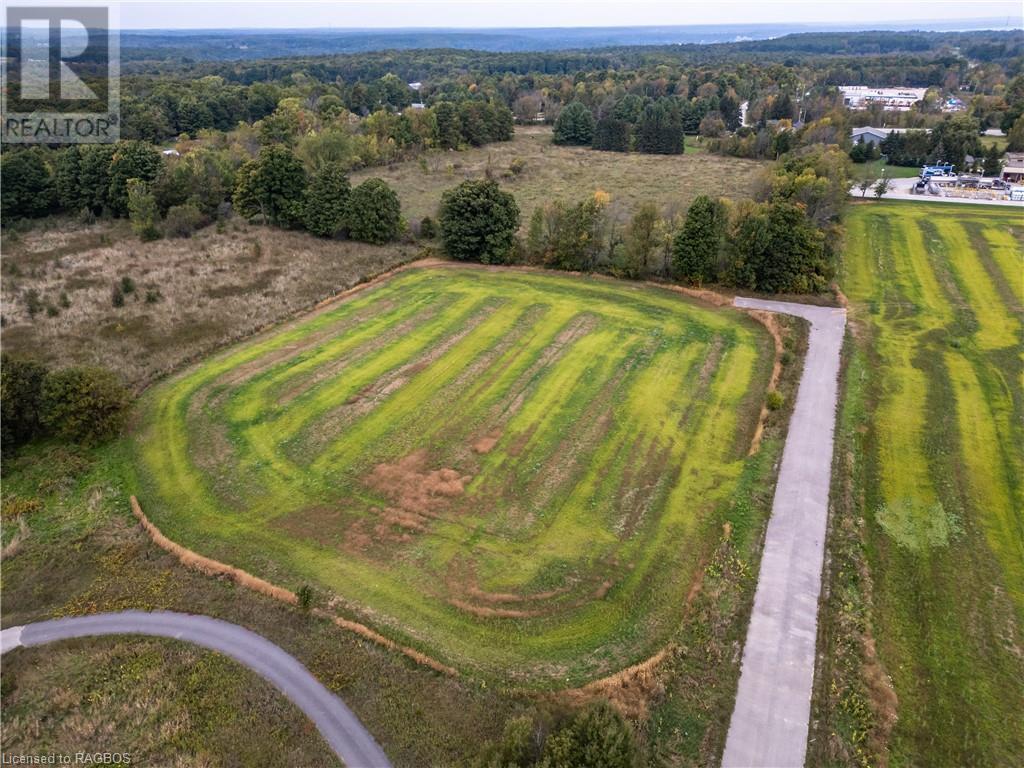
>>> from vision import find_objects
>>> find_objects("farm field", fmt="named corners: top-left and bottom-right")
top-left (351, 127), bottom-right (766, 225)
top-left (813, 201), bottom-right (1024, 766)
top-left (129, 265), bottom-right (775, 684)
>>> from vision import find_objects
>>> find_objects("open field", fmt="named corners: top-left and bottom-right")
top-left (352, 127), bottom-right (766, 225)
top-left (857, 159), bottom-right (922, 179)
top-left (812, 201), bottom-right (1024, 766)
top-left (128, 265), bottom-right (775, 684)
top-left (0, 219), bottom-right (415, 389)
top-left (1, 636), bottom-right (339, 767)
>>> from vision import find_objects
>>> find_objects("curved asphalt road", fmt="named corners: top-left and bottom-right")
top-left (0, 610), bottom-right (391, 768)
top-left (722, 298), bottom-right (846, 768)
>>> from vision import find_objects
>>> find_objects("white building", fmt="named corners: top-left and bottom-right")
top-left (840, 86), bottom-right (927, 112)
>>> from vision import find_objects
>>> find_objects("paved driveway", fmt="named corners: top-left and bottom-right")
top-left (1, 610), bottom-right (391, 768)
top-left (722, 298), bottom-right (846, 768)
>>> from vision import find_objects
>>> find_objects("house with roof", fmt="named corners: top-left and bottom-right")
top-left (1002, 153), bottom-right (1024, 184)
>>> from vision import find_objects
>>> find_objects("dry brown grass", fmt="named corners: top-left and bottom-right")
top-left (0, 219), bottom-right (416, 389)
top-left (352, 126), bottom-right (766, 225)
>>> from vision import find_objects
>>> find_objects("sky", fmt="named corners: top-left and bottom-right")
top-left (26, 0), bottom-right (1024, 30)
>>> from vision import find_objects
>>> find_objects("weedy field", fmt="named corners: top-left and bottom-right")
top-left (0, 219), bottom-right (416, 389)
top-left (0, 636), bottom-right (339, 766)
top-left (352, 127), bottom-right (765, 224)
top-left (813, 201), bottom-right (1024, 767)
top-left (129, 265), bottom-right (774, 684)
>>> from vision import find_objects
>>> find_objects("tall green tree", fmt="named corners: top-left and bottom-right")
top-left (77, 144), bottom-right (117, 214)
top-left (1, 149), bottom-right (54, 221)
top-left (982, 144), bottom-right (1003, 177)
top-left (635, 101), bottom-right (684, 154)
top-left (302, 162), bottom-right (351, 237)
top-left (435, 101), bottom-right (462, 149)
top-left (233, 145), bottom-right (308, 227)
top-left (553, 102), bottom-right (596, 146)
top-left (673, 195), bottom-right (727, 284)
top-left (344, 178), bottom-right (401, 244)
top-left (107, 140), bottom-right (162, 216)
top-left (438, 179), bottom-right (520, 264)
top-left (593, 116), bottom-right (631, 152)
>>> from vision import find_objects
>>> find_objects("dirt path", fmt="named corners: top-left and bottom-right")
top-left (722, 297), bottom-right (847, 768)
top-left (0, 610), bottom-right (391, 768)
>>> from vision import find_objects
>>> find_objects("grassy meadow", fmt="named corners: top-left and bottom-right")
top-left (352, 127), bottom-right (766, 225)
top-left (0, 636), bottom-right (340, 766)
top-left (129, 265), bottom-right (775, 685)
top-left (813, 201), bottom-right (1023, 766)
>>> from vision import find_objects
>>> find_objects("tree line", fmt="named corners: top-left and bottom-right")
top-left (433, 142), bottom-right (849, 294)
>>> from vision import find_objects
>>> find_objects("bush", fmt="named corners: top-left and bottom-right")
top-left (766, 390), bottom-right (784, 411)
top-left (438, 179), bottom-right (520, 264)
top-left (111, 283), bottom-right (125, 307)
top-left (345, 178), bottom-right (401, 244)
top-left (539, 702), bottom-right (638, 768)
top-left (1, 354), bottom-right (48, 455)
top-left (164, 203), bottom-right (205, 238)
top-left (40, 367), bottom-right (130, 445)
top-left (296, 584), bottom-right (314, 610)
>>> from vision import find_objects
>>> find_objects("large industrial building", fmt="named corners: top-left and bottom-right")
top-left (840, 86), bottom-right (927, 111)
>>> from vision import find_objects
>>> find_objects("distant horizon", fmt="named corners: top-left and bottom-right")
top-left (5, 0), bottom-right (1017, 32)
top-left (117, 19), bottom-right (1022, 33)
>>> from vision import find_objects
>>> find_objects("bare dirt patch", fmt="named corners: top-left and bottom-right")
top-left (365, 449), bottom-right (471, 523)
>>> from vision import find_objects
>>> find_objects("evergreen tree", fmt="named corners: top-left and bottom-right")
top-left (673, 195), bottom-right (727, 284)
top-left (53, 145), bottom-right (83, 211)
top-left (76, 144), bottom-right (117, 214)
top-left (982, 143), bottom-right (1003, 177)
top-left (553, 101), bottom-right (596, 146)
top-left (635, 101), bottom-right (684, 154)
top-left (593, 116), bottom-right (631, 152)
top-left (0, 149), bottom-right (55, 221)
top-left (302, 162), bottom-right (351, 237)
top-left (435, 101), bottom-right (462, 149)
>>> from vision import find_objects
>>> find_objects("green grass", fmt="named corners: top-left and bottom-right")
top-left (351, 127), bottom-right (766, 224)
top-left (856, 159), bottom-right (922, 179)
top-left (129, 265), bottom-right (774, 685)
top-left (818, 201), bottom-right (1024, 766)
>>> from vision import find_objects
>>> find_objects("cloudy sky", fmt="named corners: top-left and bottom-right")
top-left (86, 0), bottom-right (1024, 30)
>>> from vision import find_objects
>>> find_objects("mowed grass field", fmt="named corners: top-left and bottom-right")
top-left (129, 265), bottom-right (773, 685)
top-left (352, 127), bottom-right (766, 224)
top-left (823, 201), bottom-right (1023, 765)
